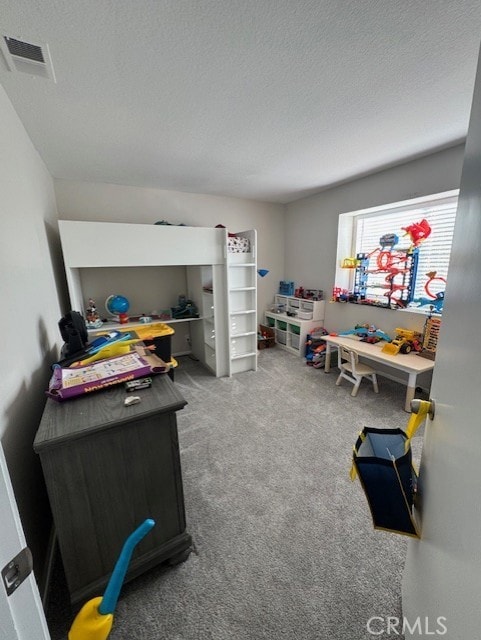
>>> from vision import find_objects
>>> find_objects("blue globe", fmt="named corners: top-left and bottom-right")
top-left (105, 294), bottom-right (130, 315)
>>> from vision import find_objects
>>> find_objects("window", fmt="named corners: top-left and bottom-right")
top-left (335, 190), bottom-right (458, 314)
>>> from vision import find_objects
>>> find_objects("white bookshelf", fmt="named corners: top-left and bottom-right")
top-left (265, 295), bottom-right (325, 357)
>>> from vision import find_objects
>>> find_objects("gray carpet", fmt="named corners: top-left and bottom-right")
top-left (47, 348), bottom-right (422, 639)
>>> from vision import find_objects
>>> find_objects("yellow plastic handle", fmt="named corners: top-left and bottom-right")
top-left (68, 597), bottom-right (113, 640)
top-left (404, 399), bottom-right (431, 445)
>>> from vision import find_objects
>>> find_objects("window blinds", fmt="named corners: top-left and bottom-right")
top-left (354, 196), bottom-right (457, 305)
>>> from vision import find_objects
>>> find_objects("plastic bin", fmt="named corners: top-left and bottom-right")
top-left (258, 324), bottom-right (275, 349)
top-left (279, 281), bottom-right (295, 296)
top-left (298, 310), bottom-right (313, 320)
top-left (90, 322), bottom-right (174, 363)
top-left (276, 329), bottom-right (287, 345)
top-left (129, 322), bottom-right (174, 363)
top-left (291, 333), bottom-right (300, 350)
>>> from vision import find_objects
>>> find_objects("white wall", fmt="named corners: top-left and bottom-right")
top-left (285, 145), bottom-right (465, 339)
top-left (54, 179), bottom-right (285, 321)
top-left (0, 84), bottom-right (66, 586)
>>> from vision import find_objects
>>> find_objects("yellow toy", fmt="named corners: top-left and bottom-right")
top-left (90, 322), bottom-right (174, 342)
top-left (382, 327), bottom-right (422, 355)
top-left (69, 519), bottom-right (155, 640)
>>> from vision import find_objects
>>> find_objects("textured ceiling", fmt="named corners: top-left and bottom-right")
top-left (1, 1), bottom-right (481, 203)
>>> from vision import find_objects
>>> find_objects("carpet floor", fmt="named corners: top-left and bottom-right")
top-left (46, 347), bottom-right (423, 639)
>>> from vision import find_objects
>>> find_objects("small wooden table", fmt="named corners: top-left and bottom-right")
top-left (322, 334), bottom-right (435, 411)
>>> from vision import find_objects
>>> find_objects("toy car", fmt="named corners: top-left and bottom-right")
top-left (381, 328), bottom-right (422, 355)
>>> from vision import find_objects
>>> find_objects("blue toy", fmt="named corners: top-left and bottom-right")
top-left (339, 324), bottom-right (391, 343)
top-left (105, 294), bottom-right (130, 316)
top-left (171, 295), bottom-right (199, 319)
top-left (410, 292), bottom-right (444, 313)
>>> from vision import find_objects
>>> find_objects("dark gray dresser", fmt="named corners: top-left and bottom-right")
top-left (34, 374), bottom-right (192, 606)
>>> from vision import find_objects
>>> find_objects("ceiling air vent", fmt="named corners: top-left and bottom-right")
top-left (0, 35), bottom-right (56, 82)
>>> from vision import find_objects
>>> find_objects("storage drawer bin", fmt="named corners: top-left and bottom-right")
top-left (291, 333), bottom-right (300, 350)
top-left (145, 334), bottom-right (172, 362)
top-left (108, 322), bottom-right (174, 363)
top-left (298, 310), bottom-right (313, 320)
top-left (277, 320), bottom-right (287, 330)
top-left (276, 329), bottom-right (287, 344)
top-left (289, 324), bottom-right (301, 335)
top-left (258, 324), bottom-right (275, 349)
top-left (300, 301), bottom-right (314, 311)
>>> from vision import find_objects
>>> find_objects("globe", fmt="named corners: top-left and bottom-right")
top-left (105, 294), bottom-right (130, 315)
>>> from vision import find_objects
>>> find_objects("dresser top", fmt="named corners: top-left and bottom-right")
top-left (34, 374), bottom-right (187, 451)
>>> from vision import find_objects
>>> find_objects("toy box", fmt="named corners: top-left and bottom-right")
top-left (258, 324), bottom-right (276, 349)
top-left (96, 322), bottom-right (175, 363)
top-left (279, 281), bottom-right (295, 296)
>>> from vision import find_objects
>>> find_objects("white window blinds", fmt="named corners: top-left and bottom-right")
top-left (353, 194), bottom-right (457, 309)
